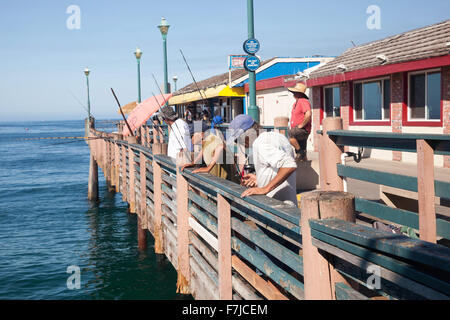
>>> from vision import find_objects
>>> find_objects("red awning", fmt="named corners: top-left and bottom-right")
top-left (122, 93), bottom-right (172, 137)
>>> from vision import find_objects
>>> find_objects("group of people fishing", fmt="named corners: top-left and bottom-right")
top-left (155, 81), bottom-right (311, 208)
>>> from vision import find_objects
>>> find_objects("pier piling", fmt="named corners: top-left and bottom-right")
top-left (88, 152), bottom-right (99, 201)
top-left (87, 119), bottom-right (98, 201)
top-left (300, 191), bottom-right (355, 300)
top-left (319, 118), bottom-right (344, 191)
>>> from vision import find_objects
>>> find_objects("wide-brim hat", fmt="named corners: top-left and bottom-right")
top-left (288, 82), bottom-right (307, 93)
top-left (160, 106), bottom-right (178, 121)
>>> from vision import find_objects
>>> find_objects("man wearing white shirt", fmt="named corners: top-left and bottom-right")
top-left (160, 106), bottom-right (193, 161)
top-left (226, 115), bottom-right (298, 207)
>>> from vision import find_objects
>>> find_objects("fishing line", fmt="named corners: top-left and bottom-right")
top-left (179, 49), bottom-right (209, 107)
top-left (39, 137), bottom-right (103, 148)
top-left (149, 77), bottom-right (188, 153)
top-left (17, 136), bottom-right (92, 141)
top-left (66, 89), bottom-right (89, 114)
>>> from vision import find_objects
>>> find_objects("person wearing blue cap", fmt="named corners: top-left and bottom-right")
top-left (181, 115), bottom-right (239, 182)
top-left (227, 115), bottom-right (298, 206)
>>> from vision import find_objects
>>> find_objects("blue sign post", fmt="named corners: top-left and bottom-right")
top-left (243, 38), bottom-right (260, 55)
top-left (244, 56), bottom-right (261, 72)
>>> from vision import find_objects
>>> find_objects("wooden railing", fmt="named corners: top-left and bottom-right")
top-left (88, 118), bottom-right (450, 300)
top-left (307, 117), bottom-right (450, 300)
top-left (318, 118), bottom-right (450, 244)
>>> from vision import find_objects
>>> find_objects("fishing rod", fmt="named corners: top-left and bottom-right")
top-left (111, 88), bottom-right (135, 137)
top-left (150, 87), bottom-right (186, 151)
top-left (151, 73), bottom-right (164, 97)
top-left (179, 49), bottom-right (209, 108)
top-left (149, 75), bottom-right (188, 154)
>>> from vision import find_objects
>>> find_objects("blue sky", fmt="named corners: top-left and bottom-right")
top-left (0, 0), bottom-right (449, 121)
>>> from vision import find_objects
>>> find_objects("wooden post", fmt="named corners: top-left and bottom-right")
top-left (318, 133), bottom-right (327, 189)
top-left (127, 136), bottom-right (137, 214)
top-left (88, 152), bottom-right (99, 201)
top-left (115, 134), bottom-right (122, 192)
top-left (152, 150), bottom-right (164, 254)
top-left (138, 216), bottom-right (148, 251)
top-left (97, 134), bottom-right (101, 165)
top-left (152, 127), bottom-right (158, 145)
top-left (105, 137), bottom-right (114, 192)
top-left (417, 139), bottom-right (437, 243)
top-left (321, 118), bottom-right (344, 191)
top-left (218, 194), bottom-right (232, 300)
top-left (88, 126), bottom-right (99, 201)
top-left (159, 126), bottom-right (165, 144)
top-left (301, 191), bottom-right (355, 300)
top-left (176, 153), bottom-right (191, 295)
top-left (109, 138), bottom-right (116, 189)
top-left (274, 116), bottom-right (289, 137)
top-left (122, 143), bottom-right (127, 202)
top-left (139, 151), bottom-right (148, 229)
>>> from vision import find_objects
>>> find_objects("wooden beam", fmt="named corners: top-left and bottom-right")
top-left (140, 152), bottom-right (147, 229)
top-left (301, 192), bottom-right (333, 299)
top-left (301, 191), bottom-right (356, 300)
top-left (153, 156), bottom-right (164, 254)
top-left (127, 137), bottom-right (137, 213)
top-left (121, 144), bottom-right (127, 202)
top-left (231, 255), bottom-right (288, 300)
top-left (218, 194), bottom-right (232, 300)
top-left (322, 118), bottom-right (344, 191)
top-left (189, 217), bottom-right (218, 250)
top-left (177, 164), bottom-right (191, 295)
top-left (417, 140), bottom-right (437, 243)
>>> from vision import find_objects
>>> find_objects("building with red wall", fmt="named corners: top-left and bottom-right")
top-left (306, 19), bottom-right (450, 167)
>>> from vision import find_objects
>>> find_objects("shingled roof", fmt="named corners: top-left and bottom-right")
top-left (309, 19), bottom-right (450, 80)
top-left (173, 57), bottom-right (277, 96)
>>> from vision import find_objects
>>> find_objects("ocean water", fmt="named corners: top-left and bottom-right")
top-left (0, 120), bottom-right (190, 300)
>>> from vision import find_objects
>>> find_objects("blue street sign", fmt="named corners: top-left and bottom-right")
top-left (244, 56), bottom-right (261, 72)
top-left (243, 38), bottom-right (260, 55)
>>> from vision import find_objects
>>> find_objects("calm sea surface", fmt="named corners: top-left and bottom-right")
top-left (0, 120), bottom-right (190, 300)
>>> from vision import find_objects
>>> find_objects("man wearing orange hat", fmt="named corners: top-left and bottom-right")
top-left (288, 82), bottom-right (312, 161)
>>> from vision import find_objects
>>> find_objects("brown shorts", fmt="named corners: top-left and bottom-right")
top-left (289, 127), bottom-right (310, 151)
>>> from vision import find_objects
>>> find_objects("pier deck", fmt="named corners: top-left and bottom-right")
top-left (86, 119), bottom-right (450, 300)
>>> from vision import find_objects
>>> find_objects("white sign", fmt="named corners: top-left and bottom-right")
top-left (228, 55), bottom-right (247, 70)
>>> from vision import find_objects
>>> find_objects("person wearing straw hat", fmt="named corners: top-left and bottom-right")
top-left (181, 116), bottom-right (239, 183)
top-left (288, 82), bottom-right (312, 161)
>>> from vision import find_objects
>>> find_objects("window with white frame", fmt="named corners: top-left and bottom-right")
top-left (354, 78), bottom-right (390, 121)
top-left (408, 70), bottom-right (441, 121)
top-left (324, 86), bottom-right (340, 118)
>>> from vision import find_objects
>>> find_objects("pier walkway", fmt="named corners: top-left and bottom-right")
top-left (86, 117), bottom-right (450, 300)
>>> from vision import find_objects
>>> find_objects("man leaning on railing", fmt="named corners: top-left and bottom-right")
top-left (227, 115), bottom-right (298, 207)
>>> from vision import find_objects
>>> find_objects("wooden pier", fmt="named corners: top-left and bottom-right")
top-left (86, 118), bottom-right (450, 300)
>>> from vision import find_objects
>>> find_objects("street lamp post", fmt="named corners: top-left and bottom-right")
top-left (246, 0), bottom-right (259, 123)
top-left (172, 75), bottom-right (178, 92)
top-left (84, 67), bottom-right (91, 125)
top-left (135, 48), bottom-right (143, 103)
top-left (158, 17), bottom-right (170, 98)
